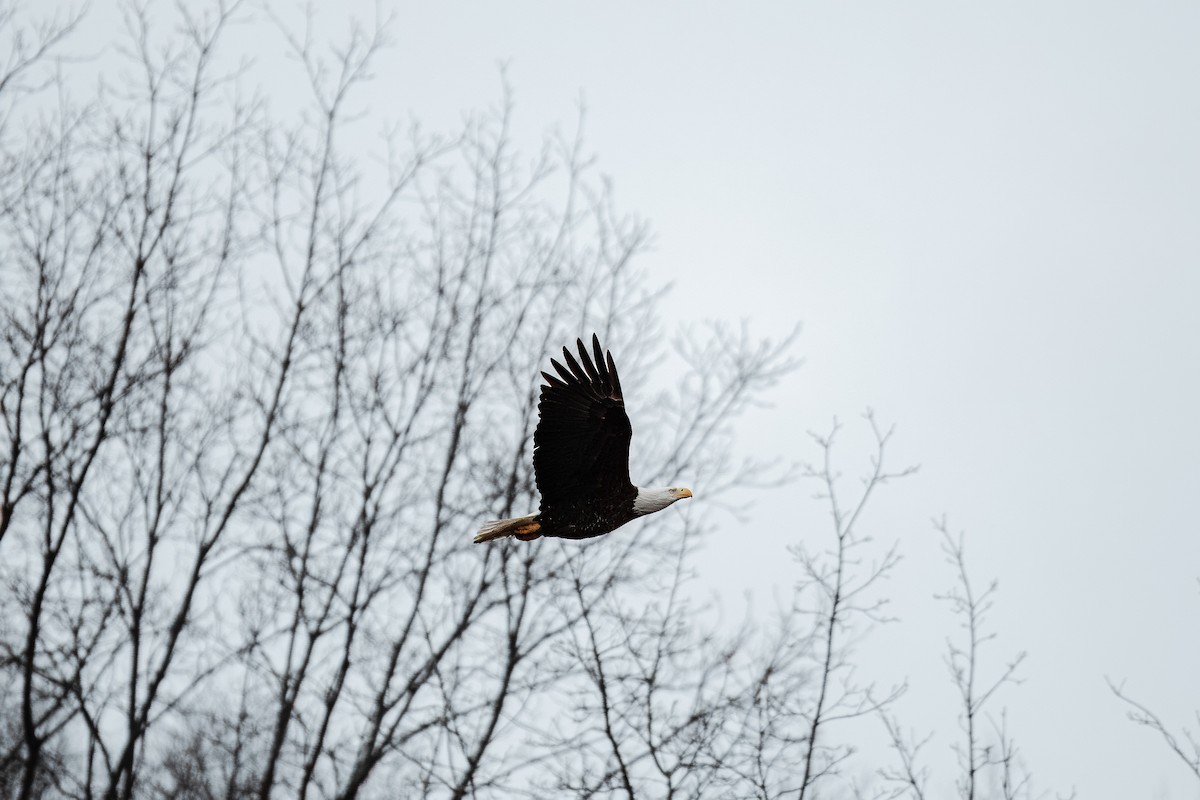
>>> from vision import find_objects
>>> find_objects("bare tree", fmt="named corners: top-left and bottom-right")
top-left (562, 412), bottom-right (914, 800)
top-left (1, 1), bottom-right (268, 796)
top-left (0, 5), bottom-right (1077, 800)
top-left (787, 413), bottom-right (912, 799)
top-left (934, 519), bottom-right (1029, 800)
top-left (0, 4), bottom-right (799, 800)
top-left (878, 520), bottom-right (1037, 800)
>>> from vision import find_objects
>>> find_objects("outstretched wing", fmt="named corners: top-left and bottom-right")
top-left (533, 334), bottom-right (633, 511)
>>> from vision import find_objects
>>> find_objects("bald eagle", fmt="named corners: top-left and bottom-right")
top-left (474, 334), bottom-right (693, 543)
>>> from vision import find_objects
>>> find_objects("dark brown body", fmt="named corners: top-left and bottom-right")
top-left (536, 487), bottom-right (638, 540)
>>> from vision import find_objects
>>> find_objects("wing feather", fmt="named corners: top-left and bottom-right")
top-left (540, 371), bottom-right (567, 389)
top-left (591, 335), bottom-right (609, 384)
top-left (606, 350), bottom-right (622, 398)
top-left (533, 335), bottom-right (633, 511)
top-left (577, 338), bottom-right (602, 385)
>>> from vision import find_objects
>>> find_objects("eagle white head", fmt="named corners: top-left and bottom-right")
top-left (632, 486), bottom-right (694, 516)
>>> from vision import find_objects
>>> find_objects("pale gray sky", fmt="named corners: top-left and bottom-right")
top-left (381, 3), bottom-right (1200, 796)
top-left (370, 4), bottom-right (1199, 798)
top-left (63, 1), bottom-right (1200, 797)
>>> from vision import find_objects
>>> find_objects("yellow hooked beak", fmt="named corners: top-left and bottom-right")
top-left (677, 488), bottom-right (693, 499)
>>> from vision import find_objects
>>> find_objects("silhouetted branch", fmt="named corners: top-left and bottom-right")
top-left (879, 713), bottom-right (930, 800)
top-left (791, 412), bottom-right (914, 799)
top-left (935, 518), bottom-right (1029, 800)
top-left (1108, 678), bottom-right (1200, 782)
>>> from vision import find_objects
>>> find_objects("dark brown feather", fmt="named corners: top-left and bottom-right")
top-left (532, 334), bottom-right (634, 519)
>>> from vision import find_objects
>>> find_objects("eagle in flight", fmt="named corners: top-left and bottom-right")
top-left (474, 334), bottom-right (692, 543)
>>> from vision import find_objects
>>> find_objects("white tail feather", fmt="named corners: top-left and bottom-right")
top-left (473, 513), bottom-right (541, 544)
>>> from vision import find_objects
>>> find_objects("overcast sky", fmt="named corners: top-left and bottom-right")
top-left (63, 1), bottom-right (1200, 797)
top-left (373, 4), bottom-right (1198, 798)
